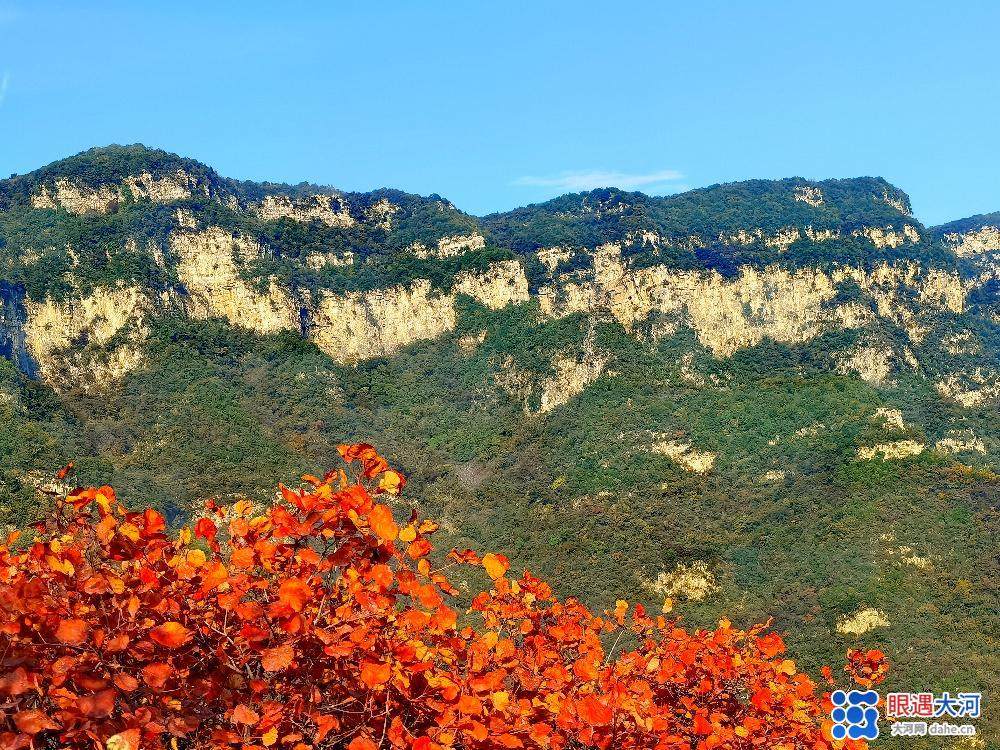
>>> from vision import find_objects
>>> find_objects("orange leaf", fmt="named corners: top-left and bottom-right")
top-left (482, 553), bottom-right (509, 581)
top-left (142, 662), bottom-right (172, 689)
top-left (55, 617), bottom-right (88, 645)
top-left (756, 632), bottom-right (784, 658)
top-left (149, 621), bottom-right (191, 649)
top-left (113, 673), bottom-right (139, 692)
top-left (142, 508), bottom-right (166, 536)
top-left (278, 578), bottom-right (313, 612)
top-left (261, 644), bottom-right (295, 672)
top-left (693, 713), bottom-right (713, 735)
top-left (232, 704), bottom-right (260, 725)
top-left (231, 546), bottom-right (256, 569)
top-left (348, 738), bottom-right (378, 750)
top-left (369, 504), bottom-right (398, 542)
top-left (360, 660), bottom-right (392, 688)
top-left (577, 694), bottom-right (613, 725)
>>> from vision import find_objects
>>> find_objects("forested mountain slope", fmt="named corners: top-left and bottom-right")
top-left (1, 145), bottom-right (998, 743)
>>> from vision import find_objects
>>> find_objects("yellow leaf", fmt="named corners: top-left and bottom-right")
top-left (261, 727), bottom-right (278, 747)
top-left (95, 488), bottom-right (115, 511)
top-left (119, 523), bottom-right (141, 543)
top-left (662, 597), bottom-right (673, 614)
top-left (187, 549), bottom-right (207, 566)
top-left (482, 553), bottom-right (509, 581)
top-left (398, 525), bottom-right (417, 543)
top-left (778, 658), bottom-right (797, 675)
top-left (378, 469), bottom-right (405, 495)
top-left (46, 555), bottom-right (74, 576)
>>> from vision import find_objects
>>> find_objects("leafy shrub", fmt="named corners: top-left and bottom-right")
top-left (0, 445), bottom-right (885, 749)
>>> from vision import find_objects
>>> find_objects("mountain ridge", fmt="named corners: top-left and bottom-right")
top-left (5, 143), bottom-right (978, 228)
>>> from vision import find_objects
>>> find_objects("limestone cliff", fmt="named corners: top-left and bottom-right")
top-left (31, 170), bottom-right (209, 214)
top-left (252, 194), bottom-right (355, 227)
top-left (410, 233), bottom-right (487, 259)
top-left (23, 283), bottom-right (150, 389)
top-left (3, 149), bottom-right (998, 416)
top-left (310, 280), bottom-right (456, 363)
top-left (309, 260), bottom-right (530, 362)
top-left (171, 227), bottom-right (300, 335)
top-left (538, 243), bottom-right (964, 358)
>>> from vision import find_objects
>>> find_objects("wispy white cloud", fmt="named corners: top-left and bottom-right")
top-left (513, 168), bottom-right (683, 192)
top-left (0, 72), bottom-right (9, 107)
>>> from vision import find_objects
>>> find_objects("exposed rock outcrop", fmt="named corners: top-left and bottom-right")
top-left (856, 440), bottom-right (926, 461)
top-left (309, 261), bottom-right (529, 363)
top-left (23, 283), bottom-right (150, 389)
top-left (536, 333), bottom-right (607, 413)
top-left (944, 225), bottom-right (1000, 257)
top-left (837, 607), bottom-right (890, 635)
top-left (253, 194), bottom-right (355, 227)
top-left (649, 438), bottom-right (717, 474)
top-left (31, 170), bottom-right (207, 214)
top-left (538, 244), bottom-right (965, 359)
top-left (171, 227), bottom-right (300, 335)
top-left (793, 186), bottom-right (824, 207)
top-left (411, 233), bottom-right (486, 259)
top-left (646, 561), bottom-right (719, 602)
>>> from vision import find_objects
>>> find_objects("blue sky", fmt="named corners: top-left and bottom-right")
top-left (1, 1), bottom-right (998, 224)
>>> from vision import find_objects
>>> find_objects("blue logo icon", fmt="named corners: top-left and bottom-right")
top-left (831, 689), bottom-right (880, 740)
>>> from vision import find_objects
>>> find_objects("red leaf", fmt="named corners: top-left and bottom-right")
top-left (194, 517), bottom-right (218, 542)
top-left (261, 644), bottom-right (295, 672)
top-left (13, 710), bottom-right (56, 735)
top-left (149, 621), bottom-right (191, 649)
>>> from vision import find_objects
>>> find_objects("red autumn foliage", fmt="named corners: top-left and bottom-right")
top-left (0, 445), bottom-right (886, 749)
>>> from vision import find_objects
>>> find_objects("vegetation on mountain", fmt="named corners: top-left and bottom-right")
top-left (0, 146), bottom-right (998, 746)
top-left (0, 447), bottom-right (887, 749)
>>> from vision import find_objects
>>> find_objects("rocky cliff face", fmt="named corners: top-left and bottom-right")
top-left (2, 146), bottom-right (998, 412)
top-left (31, 169), bottom-right (210, 214)
top-left (172, 227), bottom-right (300, 335)
top-left (537, 243), bottom-right (964, 359)
top-left (23, 284), bottom-right (149, 389)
